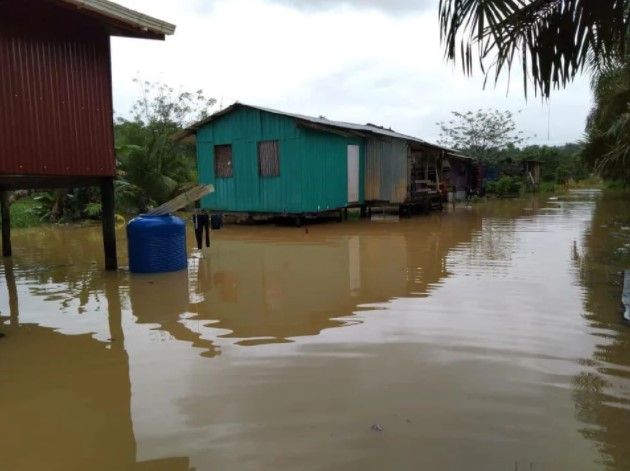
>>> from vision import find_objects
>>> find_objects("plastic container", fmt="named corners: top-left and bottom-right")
top-left (127, 215), bottom-right (187, 274)
top-left (210, 213), bottom-right (223, 230)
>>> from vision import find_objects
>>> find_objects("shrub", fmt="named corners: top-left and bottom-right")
top-left (539, 182), bottom-right (557, 193)
top-left (484, 177), bottom-right (523, 196)
top-left (3, 197), bottom-right (41, 228)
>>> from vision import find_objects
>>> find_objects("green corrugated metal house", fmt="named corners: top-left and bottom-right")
top-left (179, 104), bottom-right (365, 217)
top-left (178, 103), bottom-right (469, 218)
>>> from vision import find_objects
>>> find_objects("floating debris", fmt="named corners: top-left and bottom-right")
top-left (370, 424), bottom-right (384, 432)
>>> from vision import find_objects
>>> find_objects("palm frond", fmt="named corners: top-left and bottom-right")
top-left (439, 0), bottom-right (629, 98)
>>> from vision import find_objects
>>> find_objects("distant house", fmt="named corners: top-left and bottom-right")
top-left (523, 160), bottom-right (542, 186)
top-left (482, 159), bottom-right (542, 190)
top-left (442, 153), bottom-right (475, 200)
top-left (0, 0), bottom-right (175, 269)
top-left (180, 104), bottom-right (464, 221)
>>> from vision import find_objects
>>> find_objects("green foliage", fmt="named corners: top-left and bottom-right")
top-left (538, 182), bottom-right (558, 193)
top-left (507, 143), bottom-right (587, 184)
top-left (437, 109), bottom-right (526, 165)
top-left (487, 176), bottom-right (523, 197)
top-left (582, 57), bottom-right (630, 184)
top-left (437, 1), bottom-right (629, 181)
top-left (30, 188), bottom-right (101, 224)
top-left (114, 79), bottom-right (215, 213)
top-left (439, 1), bottom-right (628, 98)
top-left (83, 202), bottom-right (102, 218)
top-left (484, 181), bottom-right (497, 194)
top-left (31, 191), bottom-right (58, 222)
top-left (6, 197), bottom-right (41, 228)
top-left (602, 180), bottom-right (630, 190)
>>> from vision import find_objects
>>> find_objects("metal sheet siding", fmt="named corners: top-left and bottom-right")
top-left (365, 137), bottom-right (408, 203)
top-left (198, 107), bottom-right (363, 213)
top-left (0, 0), bottom-right (115, 178)
top-left (298, 128), bottom-right (364, 212)
top-left (198, 107), bottom-right (303, 213)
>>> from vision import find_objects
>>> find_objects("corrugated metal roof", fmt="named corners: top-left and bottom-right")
top-left (253, 105), bottom-right (433, 145)
top-left (180, 103), bottom-right (457, 150)
top-left (57, 0), bottom-right (176, 38)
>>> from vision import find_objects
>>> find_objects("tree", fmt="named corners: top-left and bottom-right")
top-left (438, 1), bottom-right (629, 98)
top-left (437, 109), bottom-right (526, 164)
top-left (114, 80), bottom-right (216, 212)
top-left (511, 143), bottom-right (587, 183)
top-left (582, 58), bottom-right (630, 183)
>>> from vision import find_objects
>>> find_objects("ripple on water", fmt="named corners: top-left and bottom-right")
top-left (1, 190), bottom-right (630, 471)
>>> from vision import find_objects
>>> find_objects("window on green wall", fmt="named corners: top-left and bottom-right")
top-left (215, 145), bottom-right (233, 178)
top-left (258, 140), bottom-right (280, 177)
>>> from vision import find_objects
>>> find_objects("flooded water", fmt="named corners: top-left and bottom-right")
top-left (1, 190), bottom-right (630, 471)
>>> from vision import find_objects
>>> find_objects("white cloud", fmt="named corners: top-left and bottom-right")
top-left (111, 0), bottom-right (593, 145)
top-left (264, 0), bottom-right (434, 14)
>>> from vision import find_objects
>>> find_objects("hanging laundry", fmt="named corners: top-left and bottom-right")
top-left (192, 210), bottom-right (210, 250)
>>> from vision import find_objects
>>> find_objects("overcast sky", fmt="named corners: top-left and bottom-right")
top-left (110, 0), bottom-right (593, 146)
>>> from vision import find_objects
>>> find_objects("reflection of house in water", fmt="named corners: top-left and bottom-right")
top-left (128, 270), bottom-right (220, 358)
top-left (1, 210), bottom-right (481, 352)
top-left (0, 270), bottom-right (191, 471)
top-left (187, 212), bottom-right (482, 345)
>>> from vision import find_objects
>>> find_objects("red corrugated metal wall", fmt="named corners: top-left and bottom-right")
top-left (0, 0), bottom-right (116, 177)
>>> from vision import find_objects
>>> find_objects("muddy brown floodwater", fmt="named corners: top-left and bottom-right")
top-left (1, 189), bottom-right (630, 471)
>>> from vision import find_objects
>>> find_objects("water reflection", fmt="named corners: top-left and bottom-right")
top-left (3, 193), bottom-right (630, 470)
top-left (3, 258), bottom-right (18, 326)
top-left (129, 270), bottom-right (220, 357)
top-left (0, 269), bottom-right (192, 471)
top-left (1, 212), bottom-right (484, 469)
top-left (1, 210), bottom-right (483, 349)
top-left (572, 190), bottom-right (630, 470)
top-left (183, 211), bottom-right (482, 345)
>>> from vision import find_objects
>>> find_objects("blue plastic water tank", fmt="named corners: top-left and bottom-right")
top-left (127, 215), bottom-right (187, 274)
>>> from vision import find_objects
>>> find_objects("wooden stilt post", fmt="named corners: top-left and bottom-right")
top-left (100, 177), bottom-right (117, 271)
top-left (1, 191), bottom-right (11, 257)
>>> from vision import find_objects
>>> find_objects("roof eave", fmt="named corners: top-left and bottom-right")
top-left (445, 152), bottom-right (473, 161)
top-left (179, 103), bottom-right (472, 158)
top-left (58, 0), bottom-right (176, 38)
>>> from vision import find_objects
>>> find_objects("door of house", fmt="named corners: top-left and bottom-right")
top-left (347, 145), bottom-right (360, 203)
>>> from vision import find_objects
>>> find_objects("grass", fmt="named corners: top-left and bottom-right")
top-left (538, 181), bottom-right (558, 193)
top-left (602, 180), bottom-right (630, 190)
top-left (0, 197), bottom-right (42, 229)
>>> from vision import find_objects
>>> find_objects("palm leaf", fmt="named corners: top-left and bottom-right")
top-left (439, 0), bottom-right (629, 98)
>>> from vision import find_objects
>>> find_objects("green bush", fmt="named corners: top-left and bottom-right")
top-left (485, 181), bottom-right (498, 194)
top-left (603, 180), bottom-right (629, 190)
top-left (539, 182), bottom-right (557, 193)
top-left (3, 197), bottom-right (42, 228)
top-left (485, 177), bottom-right (523, 196)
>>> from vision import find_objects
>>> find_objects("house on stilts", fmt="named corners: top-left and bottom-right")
top-left (178, 104), bottom-right (470, 224)
top-left (0, 0), bottom-right (175, 269)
